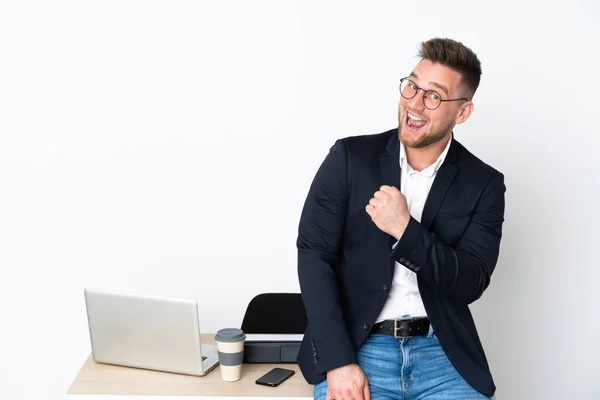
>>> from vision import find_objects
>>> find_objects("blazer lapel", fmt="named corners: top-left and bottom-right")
top-left (381, 131), bottom-right (401, 249)
top-left (379, 132), bottom-right (461, 240)
top-left (420, 139), bottom-right (460, 230)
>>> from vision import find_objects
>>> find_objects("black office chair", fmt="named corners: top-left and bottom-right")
top-left (240, 293), bottom-right (308, 334)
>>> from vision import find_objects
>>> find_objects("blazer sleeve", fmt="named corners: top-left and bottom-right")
top-left (297, 139), bottom-right (357, 374)
top-left (391, 171), bottom-right (506, 304)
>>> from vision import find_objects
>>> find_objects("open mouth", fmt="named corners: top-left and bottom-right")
top-left (405, 111), bottom-right (427, 131)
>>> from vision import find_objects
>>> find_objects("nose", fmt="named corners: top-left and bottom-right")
top-left (406, 88), bottom-right (426, 112)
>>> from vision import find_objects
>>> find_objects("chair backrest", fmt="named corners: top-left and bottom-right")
top-left (240, 293), bottom-right (307, 334)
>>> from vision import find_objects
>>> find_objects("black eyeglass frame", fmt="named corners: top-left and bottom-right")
top-left (399, 77), bottom-right (469, 110)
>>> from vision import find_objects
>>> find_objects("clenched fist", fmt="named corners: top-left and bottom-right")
top-left (365, 185), bottom-right (410, 240)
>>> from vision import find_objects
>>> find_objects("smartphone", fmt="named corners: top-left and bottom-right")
top-left (255, 367), bottom-right (295, 387)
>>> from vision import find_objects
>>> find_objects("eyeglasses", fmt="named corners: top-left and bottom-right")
top-left (399, 77), bottom-right (468, 110)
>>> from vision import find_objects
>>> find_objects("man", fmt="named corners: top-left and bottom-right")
top-left (296, 38), bottom-right (505, 400)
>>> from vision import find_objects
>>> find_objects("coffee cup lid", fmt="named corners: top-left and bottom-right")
top-left (215, 328), bottom-right (246, 342)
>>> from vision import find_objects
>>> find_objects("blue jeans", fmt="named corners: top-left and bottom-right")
top-left (314, 327), bottom-right (490, 400)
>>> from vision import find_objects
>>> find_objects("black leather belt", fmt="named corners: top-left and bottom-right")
top-left (370, 318), bottom-right (430, 338)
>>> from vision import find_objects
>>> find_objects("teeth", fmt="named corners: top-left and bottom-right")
top-left (408, 112), bottom-right (425, 122)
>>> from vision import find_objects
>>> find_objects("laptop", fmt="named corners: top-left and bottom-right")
top-left (84, 288), bottom-right (219, 376)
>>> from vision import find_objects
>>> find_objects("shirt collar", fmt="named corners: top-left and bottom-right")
top-left (400, 135), bottom-right (452, 176)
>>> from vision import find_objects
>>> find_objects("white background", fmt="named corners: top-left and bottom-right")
top-left (1, 1), bottom-right (599, 399)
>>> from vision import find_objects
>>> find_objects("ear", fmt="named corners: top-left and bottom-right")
top-left (455, 101), bottom-right (474, 125)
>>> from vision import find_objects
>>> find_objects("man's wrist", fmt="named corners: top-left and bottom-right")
top-left (392, 219), bottom-right (410, 240)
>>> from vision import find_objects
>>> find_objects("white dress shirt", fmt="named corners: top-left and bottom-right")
top-left (375, 136), bottom-right (452, 322)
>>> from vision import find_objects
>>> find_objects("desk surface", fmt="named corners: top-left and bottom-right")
top-left (67, 334), bottom-right (313, 399)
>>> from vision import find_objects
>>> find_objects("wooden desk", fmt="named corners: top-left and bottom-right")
top-left (67, 334), bottom-right (313, 399)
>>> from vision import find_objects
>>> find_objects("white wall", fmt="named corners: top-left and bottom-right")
top-left (1, 1), bottom-right (598, 399)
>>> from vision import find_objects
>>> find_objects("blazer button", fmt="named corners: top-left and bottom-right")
top-left (398, 257), bottom-right (406, 263)
top-left (363, 324), bottom-right (370, 331)
top-left (381, 284), bottom-right (389, 292)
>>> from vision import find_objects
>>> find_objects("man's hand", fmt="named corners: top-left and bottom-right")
top-left (365, 185), bottom-right (410, 240)
top-left (325, 364), bottom-right (370, 400)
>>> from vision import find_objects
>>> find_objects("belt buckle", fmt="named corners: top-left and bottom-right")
top-left (393, 318), bottom-right (414, 339)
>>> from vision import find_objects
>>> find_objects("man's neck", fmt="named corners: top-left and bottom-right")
top-left (405, 134), bottom-right (452, 172)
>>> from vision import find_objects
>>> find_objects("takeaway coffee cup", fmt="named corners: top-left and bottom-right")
top-left (215, 328), bottom-right (246, 381)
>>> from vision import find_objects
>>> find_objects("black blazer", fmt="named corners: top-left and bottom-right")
top-left (296, 128), bottom-right (505, 397)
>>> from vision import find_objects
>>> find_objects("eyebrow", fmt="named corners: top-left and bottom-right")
top-left (409, 72), bottom-right (449, 96)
